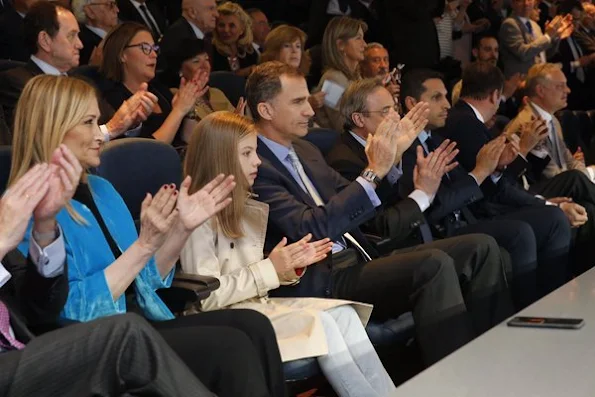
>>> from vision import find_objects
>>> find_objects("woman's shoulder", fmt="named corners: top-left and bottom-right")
top-left (319, 69), bottom-right (349, 87)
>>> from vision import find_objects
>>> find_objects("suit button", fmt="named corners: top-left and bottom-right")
top-left (230, 242), bottom-right (234, 249)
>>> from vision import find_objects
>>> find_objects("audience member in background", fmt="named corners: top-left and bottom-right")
top-left (360, 42), bottom-right (400, 104)
top-left (116, 0), bottom-right (166, 40)
top-left (434, 61), bottom-right (574, 294)
top-left (72, 0), bottom-right (120, 65)
top-left (100, 22), bottom-right (206, 148)
top-left (452, 34), bottom-right (523, 122)
top-left (503, 62), bottom-right (595, 272)
top-left (0, 0), bottom-right (36, 61)
top-left (181, 111), bottom-right (397, 397)
top-left (315, 16), bottom-right (367, 132)
top-left (499, 0), bottom-right (572, 77)
top-left (452, 0), bottom-right (491, 67)
top-left (375, 0), bottom-right (443, 69)
top-left (161, 38), bottom-right (236, 142)
top-left (249, 61), bottom-right (512, 367)
top-left (550, 0), bottom-right (595, 109)
top-left (0, 154), bottom-right (214, 397)
top-left (575, 2), bottom-right (595, 53)
top-left (247, 7), bottom-right (270, 55)
top-left (212, 2), bottom-right (258, 77)
top-left (0, 2), bottom-right (156, 142)
top-left (159, 0), bottom-right (219, 72)
top-left (467, 0), bottom-right (509, 36)
top-left (260, 25), bottom-right (326, 112)
top-left (11, 74), bottom-right (287, 397)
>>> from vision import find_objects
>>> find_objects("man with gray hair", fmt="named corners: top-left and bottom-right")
top-left (360, 42), bottom-right (400, 98)
top-left (71, 0), bottom-right (119, 65)
top-left (504, 61), bottom-right (595, 273)
top-left (158, 0), bottom-right (218, 71)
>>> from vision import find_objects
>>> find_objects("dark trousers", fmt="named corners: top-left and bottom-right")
top-left (0, 313), bottom-right (214, 397)
top-left (530, 170), bottom-right (595, 275)
top-left (153, 309), bottom-right (287, 397)
top-left (331, 233), bottom-right (511, 366)
top-left (454, 218), bottom-right (538, 309)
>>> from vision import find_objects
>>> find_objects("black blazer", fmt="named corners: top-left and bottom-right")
top-left (254, 138), bottom-right (380, 298)
top-left (325, 131), bottom-right (426, 243)
top-left (116, 0), bottom-right (167, 39)
top-left (375, 0), bottom-right (443, 69)
top-left (0, 8), bottom-right (27, 61)
top-left (0, 60), bottom-right (43, 129)
top-left (400, 134), bottom-right (485, 236)
top-left (435, 101), bottom-right (545, 215)
top-left (0, 249), bottom-right (69, 340)
top-left (78, 25), bottom-right (103, 66)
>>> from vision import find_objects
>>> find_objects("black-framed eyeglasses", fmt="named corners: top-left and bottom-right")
top-left (125, 42), bottom-right (160, 55)
top-left (361, 104), bottom-right (399, 117)
top-left (88, 1), bottom-right (117, 10)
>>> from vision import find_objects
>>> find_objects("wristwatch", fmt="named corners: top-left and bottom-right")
top-left (360, 169), bottom-right (382, 185)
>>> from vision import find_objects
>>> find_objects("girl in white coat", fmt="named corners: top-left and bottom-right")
top-left (180, 111), bottom-right (396, 397)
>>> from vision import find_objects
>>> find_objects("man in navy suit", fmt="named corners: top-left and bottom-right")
top-left (247, 61), bottom-right (513, 366)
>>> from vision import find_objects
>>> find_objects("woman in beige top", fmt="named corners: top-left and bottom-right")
top-left (180, 112), bottom-right (396, 397)
top-left (315, 16), bottom-right (367, 132)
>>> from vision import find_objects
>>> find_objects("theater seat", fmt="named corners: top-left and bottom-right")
top-left (302, 127), bottom-right (340, 156)
top-left (283, 312), bottom-right (415, 390)
top-left (208, 71), bottom-right (246, 106)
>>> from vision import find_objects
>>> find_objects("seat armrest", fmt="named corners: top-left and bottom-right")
top-left (172, 272), bottom-right (221, 301)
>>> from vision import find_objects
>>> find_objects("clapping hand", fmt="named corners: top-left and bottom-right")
top-left (106, 83), bottom-right (158, 138)
top-left (395, 101), bottom-right (430, 162)
top-left (176, 174), bottom-right (236, 232)
top-left (269, 234), bottom-right (333, 275)
top-left (414, 139), bottom-right (458, 197)
top-left (0, 164), bottom-right (53, 258)
top-left (138, 185), bottom-right (179, 253)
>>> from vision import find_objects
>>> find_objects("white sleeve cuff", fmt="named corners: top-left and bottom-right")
top-left (100, 124), bottom-right (110, 142)
top-left (586, 166), bottom-right (595, 182)
top-left (29, 226), bottom-right (66, 278)
top-left (408, 189), bottom-right (432, 212)
top-left (490, 172), bottom-right (503, 184)
top-left (0, 262), bottom-right (11, 289)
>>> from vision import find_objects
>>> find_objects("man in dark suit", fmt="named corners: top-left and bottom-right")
top-left (0, 2), bottom-right (156, 141)
top-left (116, 0), bottom-right (166, 40)
top-left (434, 62), bottom-right (575, 293)
top-left (247, 61), bottom-right (512, 366)
top-left (374, 0), bottom-right (443, 69)
top-left (158, 0), bottom-right (218, 71)
top-left (0, 147), bottom-right (213, 397)
top-left (0, 0), bottom-right (30, 61)
top-left (71, 0), bottom-right (120, 65)
top-left (575, 2), bottom-right (595, 54)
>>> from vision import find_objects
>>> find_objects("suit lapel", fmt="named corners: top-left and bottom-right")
top-left (293, 141), bottom-right (331, 204)
top-left (256, 139), bottom-right (319, 207)
top-left (341, 132), bottom-right (367, 164)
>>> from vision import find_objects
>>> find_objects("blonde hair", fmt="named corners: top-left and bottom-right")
top-left (260, 24), bottom-right (311, 75)
top-left (321, 16), bottom-right (367, 81)
top-left (212, 2), bottom-right (255, 58)
top-left (8, 75), bottom-right (97, 223)
top-left (184, 111), bottom-right (257, 238)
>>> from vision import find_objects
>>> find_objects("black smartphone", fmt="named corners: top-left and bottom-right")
top-left (507, 316), bottom-right (585, 329)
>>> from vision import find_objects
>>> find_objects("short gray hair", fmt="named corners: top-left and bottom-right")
top-left (71, 0), bottom-right (92, 24)
top-left (525, 63), bottom-right (563, 97)
top-left (364, 42), bottom-right (385, 52)
top-left (339, 78), bottom-right (384, 130)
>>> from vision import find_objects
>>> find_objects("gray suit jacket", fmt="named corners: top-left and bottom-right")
top-left (499, 16), bottom-right (559, 77)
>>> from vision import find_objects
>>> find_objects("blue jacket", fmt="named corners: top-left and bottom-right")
top-left (19, 175), bottom-right (175, 322)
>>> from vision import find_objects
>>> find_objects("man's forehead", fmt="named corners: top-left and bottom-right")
top-left (422, 78), bottom-right (446, 94)
top-left (366, 47), bottom-right (388, 58)
top-left (279, 74), bottom-right (309, 95)
top-left (367, 86), bottom-right (393, 104)
top-left (480, 38), bottom-right (498, 48)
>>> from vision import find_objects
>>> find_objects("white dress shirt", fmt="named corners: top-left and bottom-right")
top-left (30, 55), bottom-right (63, 76)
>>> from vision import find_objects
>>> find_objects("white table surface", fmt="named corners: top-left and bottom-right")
top-left (392, 267), bottom-right (595, 397)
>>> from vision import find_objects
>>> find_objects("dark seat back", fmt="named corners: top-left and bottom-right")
top-left (0, 59), bottom-right (25, 72)
top-left (208, 71), bottom-right (245, 106)
top-left (302, 127), bottom-right (339, 157)
top-left (95, 138), bottom-right (182, 220)
top-left (0, 145), bottom-right (11, 194)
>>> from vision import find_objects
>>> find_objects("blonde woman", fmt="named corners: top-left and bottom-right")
top-left (10, 75), bottom-right (288, 397)
top-left (181, 111), bottom-right (397, 397)
top-left (315, 16), bottom-right (368, 132)
top-left (212, 2), bottom-right (259, 76)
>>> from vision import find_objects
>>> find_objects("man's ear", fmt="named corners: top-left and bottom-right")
top-left (491, 89), bottom-right (500, 105)
top-left (351, 112), bottom-right (365, 128)
top-left (257, 102), bottom-right (274, 121)
top-left (37, 31), bottom-right (52, 53)
top-left (404, 96), bottom-right (417, 112)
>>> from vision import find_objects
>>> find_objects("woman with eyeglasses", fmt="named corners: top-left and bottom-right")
top-left (100, 22), bottom-right (206, 149)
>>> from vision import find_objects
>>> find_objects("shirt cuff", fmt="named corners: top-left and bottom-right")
top-left (100, 124), bottom-right (110, 142)
top-left (408, 189), bottom-right (432, 212)
top-left (386, 163), bottom-right (403, 186)
top-left (586, 166), bottom-right (595, 182)
top-left (490, 172), bottom-right (503, 184)
top-left (29, 226), bottom-right (66, 278)
top-left (0, 262), bottom-right (11, 289)
top-left (544, 33), bottom-right (551, 43)
top-left (356, 176), bottom-right (381, 207)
